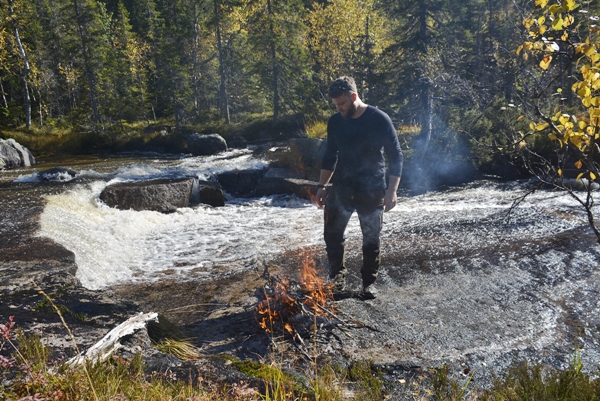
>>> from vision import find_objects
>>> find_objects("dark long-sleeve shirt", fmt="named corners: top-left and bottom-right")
top-left (322, 105), bottom-right (403, 193)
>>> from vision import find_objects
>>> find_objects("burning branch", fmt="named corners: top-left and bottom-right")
top-left (256, 254), bottom-right (337, 342)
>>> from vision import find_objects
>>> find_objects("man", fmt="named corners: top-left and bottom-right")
top-left (315, 76), bottom-right (403, 300)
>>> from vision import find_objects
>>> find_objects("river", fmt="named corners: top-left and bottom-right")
top-left (2, 149), bottom-right (600, 393)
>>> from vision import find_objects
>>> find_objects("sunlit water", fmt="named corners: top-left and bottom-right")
top-left (7, 150), bottom-right (598, 291)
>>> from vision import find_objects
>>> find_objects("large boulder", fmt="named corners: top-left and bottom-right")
top-left (187, 133), bottom-right (227, 156)
top-left (0, 138), bottom-right (35, 169)
top-left (99, 178), bottom-right (194, 213)
top-left (288, 138), bottom-right (326, 181)
top-left (191, 179), bottom-right (226, 207)
top-left (216, 168), bottom-right (267, 197)
top-left (254, 168), bottom-right (311, 198)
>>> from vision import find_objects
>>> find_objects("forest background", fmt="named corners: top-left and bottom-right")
top-left (0, 0), bottom-right (598, 179)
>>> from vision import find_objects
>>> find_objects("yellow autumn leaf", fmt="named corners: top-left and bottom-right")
top-left (516, 45), bottom-right (523, 55)
top-left (517, 115), bottom-right (525, 121)
top-left (558, 168), bottom-right (563, 176)
top-left (549, 4), bottom-right (561, 14)
top-left (549, 133), bottom-right (558, 140)
top-left (535, 122), bottom-right (549, 131)
top-left (591, 172), bottom-right (597, 180)
top-left (577, 172), bottom-right (585, 181)
top-left (575, 160), bottom-right (583, 169)
top-left (563, 14), bottom-right (574, 27)
top-left (559, 115), bottom-right (570, 125)
top-left (579, 121), bottom-right (587, 130)
top-left (564, 0), bottom-right (578, 11)
top-left (524, 18), bottom-right (535, 29)
top-left (585, 45), bottom-right (597, 57)
top-left (578, 86), bottom-right (591, 98)
top-left (552, 17), bottom-right (564, 30)
top-left (536, 0), bottom-right (549, 7)
top-left (562, 32), bottom-right (569, 41)
top-left (538, 16), bottom-right (546, 25)
top-left (540, 54), bottom-right (552, 70)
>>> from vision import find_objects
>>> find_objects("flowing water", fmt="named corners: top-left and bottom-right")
top-left (1, 149), bottom-right (597, 292)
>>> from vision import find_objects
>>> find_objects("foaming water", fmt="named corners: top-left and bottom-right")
top-left (31, 151), bottom-right (597, 290)
top-left (38, 183), bottom-right (329, 289)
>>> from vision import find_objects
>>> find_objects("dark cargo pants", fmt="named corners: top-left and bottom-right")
top-left (324, 186), bottom-right (384, 287)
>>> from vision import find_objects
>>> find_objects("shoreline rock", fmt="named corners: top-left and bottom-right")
top-left (0, 138), bottom-right (35, 169)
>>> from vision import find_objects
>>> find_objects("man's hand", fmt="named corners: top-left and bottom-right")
top-left (315, 187), bottom-right (327, 208)
top-left (384, 175), bottom-right (400, 212)
top-left (315, 170), bottom-right (334, 208)
top-left (383, 189), bottom-right (397, 212)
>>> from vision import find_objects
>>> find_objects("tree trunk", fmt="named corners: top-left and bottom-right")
top-left (37, 87), bottom-right (43, 126)
top-left (72, 0), bottom-right (102, 125)
top-left (214, 0), bottom-right (229, 123)
top-left (364, 15), bottom-right (372, 102)
top-left (0, 75), bottom-right (8, 109)
top-left (8, 0), bottom-right (31, 129)
top-left (267, 0), bottom-right (279, 125)
top-left (418, 0), bottom-right (428, 52)
top-left (192, 4), bottom-right (200, 112)
top-left (420, 80), bottom-right (433, 156)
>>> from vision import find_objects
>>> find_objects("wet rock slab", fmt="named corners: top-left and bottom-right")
top-left (111, 184), bottom-right (600, 395)
top-left (3, 176), bottom-right (600, 397)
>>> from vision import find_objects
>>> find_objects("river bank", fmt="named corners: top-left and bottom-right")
top-left (1, 153), bottom-right (600, 399)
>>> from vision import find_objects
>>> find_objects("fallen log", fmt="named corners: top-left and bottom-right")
top-left (66, 312), bottom-right (158, 367)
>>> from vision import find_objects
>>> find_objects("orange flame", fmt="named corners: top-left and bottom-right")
top-left (256, 252), bottom-right (336, 336)
top-left (298, 254), bottom-right (336, 315)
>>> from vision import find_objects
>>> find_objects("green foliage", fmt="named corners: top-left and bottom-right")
top-left (481, 352), bottom-right (600, 401)
top-left (305, 120), bottom-right (327, 139)
top-left (13, 330), bottom-right (51, 371)
top-left (347, 360), bottom-right (385, 401)
top-left (431, 364), bottom-right (474, 401)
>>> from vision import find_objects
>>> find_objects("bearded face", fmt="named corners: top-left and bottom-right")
top-left (332, 94), bottom-right (357, 120)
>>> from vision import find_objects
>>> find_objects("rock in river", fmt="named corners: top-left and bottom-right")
top-left (191, 179), bottom-right (225, 207)
top-left (38, 167), bottom-right (78, 182)
top-left (99, 177), bottom-right (194, 213)
top-left (0, 138), bottom-right (35, 169)
top-left (187, 133), bottom-right (227, 156)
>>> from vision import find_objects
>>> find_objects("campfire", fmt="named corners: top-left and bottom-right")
top-left (256, 254), bottom-right (338, 343)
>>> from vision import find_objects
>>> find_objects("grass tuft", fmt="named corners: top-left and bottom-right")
top-left (154, 338), bottom-right (203, 361)
top-left (305, 120), bottom-right (327, 139)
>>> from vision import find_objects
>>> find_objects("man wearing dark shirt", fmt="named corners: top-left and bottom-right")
top-left (315, 76), bottom-right (403, 300)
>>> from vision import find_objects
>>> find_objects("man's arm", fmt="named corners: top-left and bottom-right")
top-left (315, 169), bottom-right (334, 208)
top-left (384, 175), bottom-right (400, 212)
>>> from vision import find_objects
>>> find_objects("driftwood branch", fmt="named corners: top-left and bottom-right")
top-left (67, 312), bottom-right (158, 367)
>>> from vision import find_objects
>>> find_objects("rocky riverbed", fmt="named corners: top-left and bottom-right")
top-left (2, 155), bottom-right (600, 399)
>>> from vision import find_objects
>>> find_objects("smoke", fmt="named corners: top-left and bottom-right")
top-left (401, 124), bottom-right (479, 193)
